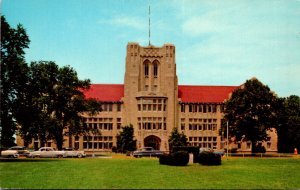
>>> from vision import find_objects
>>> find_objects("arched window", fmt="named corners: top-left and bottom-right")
top-left (153, 63), bottom-right (158, 77)
top-left (153, 60), bottom-right (159, 78)
top-left (144, 61), bottom-right (149, 77)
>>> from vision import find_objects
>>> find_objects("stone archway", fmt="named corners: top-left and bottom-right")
top-left (144, 135), bottom-right (161, 150)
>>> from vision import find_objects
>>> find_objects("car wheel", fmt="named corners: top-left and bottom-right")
top-left (57, 155), bottom-right (63, 158)
top-left (77, 154), bottom-right (83, 158)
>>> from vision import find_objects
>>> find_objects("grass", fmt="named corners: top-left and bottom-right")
top-left (1, 156), bottom-right (300, 189)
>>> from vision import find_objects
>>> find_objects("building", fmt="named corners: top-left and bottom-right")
top-left (17, 42), bottom-right (278, 152)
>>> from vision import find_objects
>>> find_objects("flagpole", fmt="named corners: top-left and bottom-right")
top-left (227, 121), bottom-right (229, 159)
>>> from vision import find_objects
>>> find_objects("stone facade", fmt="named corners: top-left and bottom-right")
top-left (17, 42), bottom-right (278, 153)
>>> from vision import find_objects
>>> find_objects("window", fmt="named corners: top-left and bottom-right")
top-left (203, 105), bottom-right (207, 113)
top-left (144, 62), bottom-right (149, 77)
top-left (198, 104), bottom-right (202, 112)
top-left (181, 123), bottom-right (185, 130)
top-left (153, 62), bottom-right (158, 77)
top-left (189, 104), bottom-right (193, 112)
top-left (102, 103), bottom-right (113, 112)
top-left (181, 104), bottom-right (185, 112)
top-left (212, 105), bottom-right (217, 113)
top-left (137, 98), bottom-right (166, 112)
top-left (208, 105), bottom-right (212, 112)
top-left (158, 105), bottom-right (162, 111)
top-left (117, 104), bottom-right (121, 112)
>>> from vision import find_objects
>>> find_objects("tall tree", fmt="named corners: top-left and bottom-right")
top-left (116, 124), bottom-right (136, 153)
top-left (223, 78), bottom-right (278, 153)
top-left (0, 16), bottom-right (30, 148)
top-left (168, 127), bottom-right (188, 151)
top-left (15, 62), bottom-right (60, 147)
top-left (277, 95), bottom-right (300, 152)
top-left (16, 61), bottom-right (102, 150)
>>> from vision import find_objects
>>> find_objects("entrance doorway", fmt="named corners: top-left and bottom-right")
top-left (144, 135), bottom-right (161, 150)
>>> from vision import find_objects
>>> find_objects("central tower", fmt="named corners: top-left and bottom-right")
top-left (123, 43), bottom-right (178, 151)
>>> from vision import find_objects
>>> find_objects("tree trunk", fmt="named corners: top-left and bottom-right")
top-left (55, 126), bottom-right (64, 150)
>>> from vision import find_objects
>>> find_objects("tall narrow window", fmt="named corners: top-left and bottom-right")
top-left (144, 63), bottom-right (149, 77)
top-left (153, 63), bottom-right (158, 77)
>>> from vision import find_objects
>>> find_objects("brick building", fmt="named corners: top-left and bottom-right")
top-left (17, 42), bottom-right (278, 152)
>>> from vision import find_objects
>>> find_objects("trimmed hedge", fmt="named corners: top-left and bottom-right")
top-left (159, 151), bottom-right (189, 166)
top-left (173, 146), bottom-right (199, 163)
top-left (198, 151), bottom-right (222, 166)
top-left (159, 154), bottom-right (173, 165)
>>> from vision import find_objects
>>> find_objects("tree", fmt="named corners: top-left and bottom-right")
top-left (16, 61), bottom-right (102, 150)
top-left (0, 16), bottom-right (30, 148)
top-left (223, 78), bottom-right (278, 153)
top-left (277, 95), bottom-right (300, 152)
top-left (116, 124), bottom-right (136, 153)
top-left (168, 127), bottom-right (188, 151)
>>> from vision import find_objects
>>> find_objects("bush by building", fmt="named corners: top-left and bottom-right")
top-left (198, 151), bottom-right (222, 166)
top-left (159, 151), bottom-right (189, 166)
top-left (173, 146), bottom-right (199, 163)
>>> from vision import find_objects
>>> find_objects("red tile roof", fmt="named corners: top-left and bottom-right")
top-left (178, 85), bottom-right (238, 103)
top-left (83, 84), bottom-right (238, 103)
top-left (83, 84), bottom-right (124, 102)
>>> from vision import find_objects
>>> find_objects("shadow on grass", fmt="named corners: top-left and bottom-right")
top-left (0, 158), bottom-right (66, 162)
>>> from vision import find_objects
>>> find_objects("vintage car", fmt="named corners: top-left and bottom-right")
top-left (132, 147), bottom-right (164, 158)
top-left (8, 146), bottom-right (30, 156)
top-left (62, 148), bottom-right (86, 158)
top-left (1, 149), bottom-right (19, 158)
top-left (200, 148), bottom-right (225, 156)
top-left (27, 147), bottom-right (66, 158)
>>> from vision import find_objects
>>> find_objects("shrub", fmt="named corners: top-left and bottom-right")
top-left (173, 146), bottom-right (199, 163)
top-left (198, 151), bottom-right (221, 166)
top-left (159, 151), bottom-right (189, 166)
top-left (172, 151), bottom-right (189, 166)
top-left (159, 154), bottom-right (173, 165)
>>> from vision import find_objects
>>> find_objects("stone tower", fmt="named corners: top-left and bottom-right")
top-left (123, 42), bottom-right (178, 151)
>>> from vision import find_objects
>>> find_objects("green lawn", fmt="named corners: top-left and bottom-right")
top-left (1, 156), bottom-right (300, 189)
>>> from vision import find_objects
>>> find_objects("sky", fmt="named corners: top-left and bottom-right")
top-left (2, 0), bottom-right (300, 97)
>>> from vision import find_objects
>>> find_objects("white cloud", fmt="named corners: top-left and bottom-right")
top-left (98, 16), bottom-right (146, 30)
top-left (173, 1), bottom-right (300, 96)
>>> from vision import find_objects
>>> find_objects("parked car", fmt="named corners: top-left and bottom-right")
top-left (1, 149), bottom-right (19, 158)
top-left (133, 147), bottom-right (164, 158)
top-left (199, 148), bottom-right (225, 156)
top-left (27, 147), bottom-right (66, 158)
top-left (62, 148), bottom-right (86, 158)
top-left (214, 150), bottom-right (225, 156)
top-left (8, 146), bottom-right (30, 157)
